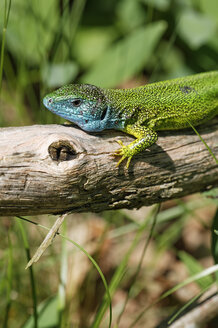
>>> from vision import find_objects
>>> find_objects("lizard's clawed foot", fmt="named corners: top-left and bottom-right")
top-left (113, 140), bottom-right (133, 168)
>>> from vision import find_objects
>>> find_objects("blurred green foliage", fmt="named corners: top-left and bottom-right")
top-left (0, 0), bottom-right (218, 126)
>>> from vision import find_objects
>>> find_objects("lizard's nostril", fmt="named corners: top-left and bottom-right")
top-left (48, 98), bottom-right (53, 104)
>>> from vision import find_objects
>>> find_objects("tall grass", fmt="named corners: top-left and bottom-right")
top-left (0, 0), bottom-right (11, 92)
top-left (17, 220), bottom-right (38, 328)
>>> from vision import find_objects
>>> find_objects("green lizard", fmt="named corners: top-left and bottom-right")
top-left (43, 71), bottom-right (218, 168)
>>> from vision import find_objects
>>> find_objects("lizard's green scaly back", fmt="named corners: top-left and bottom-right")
top-left (104, 71), bottom-right (218, 130)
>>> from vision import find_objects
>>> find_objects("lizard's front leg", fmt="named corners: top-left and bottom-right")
top-left (114, 124), bottom-right (158, 168)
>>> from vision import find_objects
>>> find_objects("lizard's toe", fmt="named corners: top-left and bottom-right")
top-left (113, 149), bottom-right (123, 157)
top-left (116, 156), bottom-right (126, 167)
top-left (126, 156), bottom-right (132, 169)
top-left (116, 140), bottom-right (125, 147)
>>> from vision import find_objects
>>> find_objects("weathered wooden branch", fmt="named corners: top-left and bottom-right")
top-left (0, 120), bottom-right (217, 216)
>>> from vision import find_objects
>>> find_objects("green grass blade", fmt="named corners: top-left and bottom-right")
top-left (3, 230), bottom-right (13, 328)
top-left (186, 118), bottom-right (218, 164)
top-left (211, 208), bottom-right (218, 281)
top-left (0, 0), bottom-right (11, 92)
top-left (179, 251), bottom-right (213, 289)
top-left (160, 265), bottom-right (218, 300)
top-left (58, 219), bottom-right (68, 328)
top-left (167, 285), bottom-right (210, 325)
top-left (16, 219), bottom-right (38, 328)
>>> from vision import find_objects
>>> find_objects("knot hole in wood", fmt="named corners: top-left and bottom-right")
top-left (48, 140), bottom-right (77, 162)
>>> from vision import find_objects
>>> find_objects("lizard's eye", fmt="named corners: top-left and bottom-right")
top-left (72, 99), bottom-right (82, 107)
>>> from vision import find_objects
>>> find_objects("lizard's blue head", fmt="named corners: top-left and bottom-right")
top-left (43, 84), bottom-right (122, 132)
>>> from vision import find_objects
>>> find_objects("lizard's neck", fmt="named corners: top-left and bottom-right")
top-left (103, 86), bottom-right (152, 122)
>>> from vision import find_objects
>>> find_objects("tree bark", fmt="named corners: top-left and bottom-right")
top-left (0, 120), bottom-right (217, 216)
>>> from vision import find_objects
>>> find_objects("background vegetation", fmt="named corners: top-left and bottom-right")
top-left (0, 0), bottom-right (218, 327)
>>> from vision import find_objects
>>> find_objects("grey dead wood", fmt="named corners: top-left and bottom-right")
top-left (0, 120), bottom-right (217, 216)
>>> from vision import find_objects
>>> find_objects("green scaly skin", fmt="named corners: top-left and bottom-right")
top-left (43, 71), bottom-right (218, 168)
